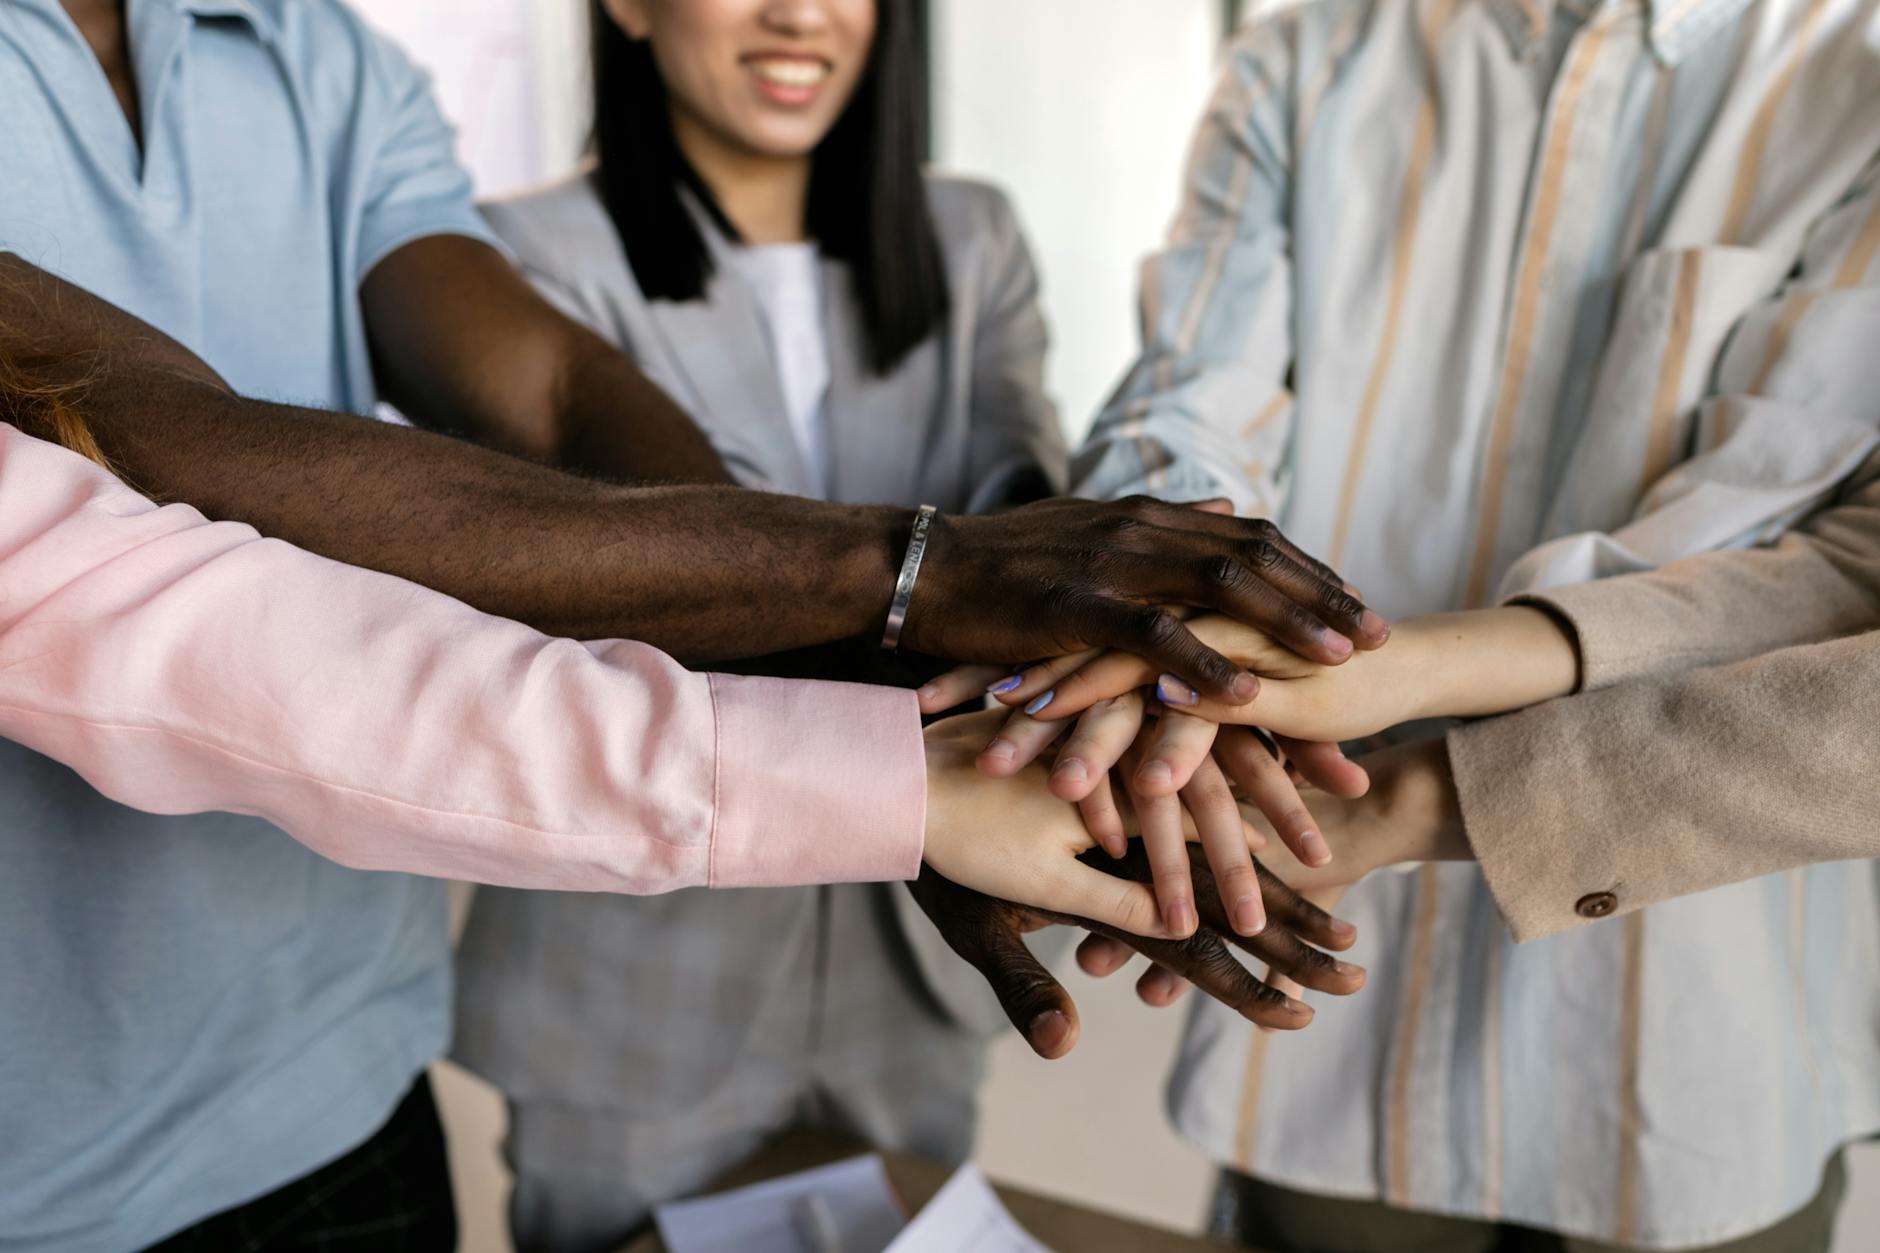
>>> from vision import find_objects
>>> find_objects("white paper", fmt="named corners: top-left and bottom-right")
top-left (883, 1164), bottom-right (1055, 1253)
top-left (653, 1155), bottom-right (908, 1253)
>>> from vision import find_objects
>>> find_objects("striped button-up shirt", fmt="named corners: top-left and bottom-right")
top-left (1074, 0), bottom-right (1880, 1246)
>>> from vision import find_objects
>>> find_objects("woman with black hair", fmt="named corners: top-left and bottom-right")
top-left (449, 2), bottom-right (1072, 1248)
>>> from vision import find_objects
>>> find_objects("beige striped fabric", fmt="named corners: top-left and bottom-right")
top-left (1077, 0), bottom-right (1880, 1245)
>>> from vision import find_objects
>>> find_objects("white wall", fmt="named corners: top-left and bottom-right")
top-left (353, 0), bottom-right (589, 198)
top-left (930, 0), bottom-right (1221, 440)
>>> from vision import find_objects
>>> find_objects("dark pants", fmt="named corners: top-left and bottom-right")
top-left (1210, 1152), bottom-right (1847, 1253)
top-left (146, 1077), bottom-right (457, 1253)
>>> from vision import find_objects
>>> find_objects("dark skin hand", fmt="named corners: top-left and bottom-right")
top-left (908, 845), bottom-right (1364, 1059)
top-left (0, 256), bottom-right (1382, 688)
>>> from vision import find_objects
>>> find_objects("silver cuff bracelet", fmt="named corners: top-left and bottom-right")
top-left (880, 504), bottom-right (939, 652)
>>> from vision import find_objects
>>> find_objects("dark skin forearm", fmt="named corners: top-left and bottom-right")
top-left (89, 367), bottom-right (905, 659)
top-left (360, 235), bottom-right (733, 485)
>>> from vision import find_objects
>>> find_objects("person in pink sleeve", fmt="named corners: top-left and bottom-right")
top-left (2, 416), bottom-right (1171, 917)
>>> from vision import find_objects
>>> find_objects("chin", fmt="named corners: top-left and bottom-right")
top-left (738, 128), bottom-right (828, 160)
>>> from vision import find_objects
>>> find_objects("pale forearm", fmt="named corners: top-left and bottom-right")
top-left (1389, 606), bottom-right (1583, 722)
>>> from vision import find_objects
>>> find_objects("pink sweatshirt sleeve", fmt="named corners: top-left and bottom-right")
top-left (0, 425), bottom-right (925, 891)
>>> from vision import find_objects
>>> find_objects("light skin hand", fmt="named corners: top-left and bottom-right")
top-left (920, 711), bottom-right (1172, 939)
top-left (923, 710), bottom-right (1271, 940)
top-left (1078, 737), bottom-right (1471, 1006)
top-left (976, 606), bottom-right (1580, 744)
top-left (1116, 723), bottom-right (1266, 937)
top-left (981, 694), bottom-right (1362, 882)
top-left (921, 604), bottom-right (1564, 940)
top-left (946, 700), bottom-right (1324, 937)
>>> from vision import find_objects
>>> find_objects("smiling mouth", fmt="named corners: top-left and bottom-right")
top-left (743, 56), bottom-right (832, 90)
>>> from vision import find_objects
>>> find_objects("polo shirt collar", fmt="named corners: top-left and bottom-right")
top-left (171, 0), bottom-right (278, 42)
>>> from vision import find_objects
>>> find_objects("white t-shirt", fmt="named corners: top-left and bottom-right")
top-left (728, 242), bottom-right (831, 497)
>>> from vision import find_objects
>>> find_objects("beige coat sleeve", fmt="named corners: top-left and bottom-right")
top-left (1448, 452), bottom-right (1880, 941)
top-left (1515, 449), bottom-right (1880, 691)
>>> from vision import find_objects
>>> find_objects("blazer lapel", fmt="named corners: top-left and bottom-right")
top-left (821, 262), bottom-right (944, 505)
top-left (637, 214), bottom-right (818, 496)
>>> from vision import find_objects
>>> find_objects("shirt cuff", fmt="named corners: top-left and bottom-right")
top-left (704, 674), bottom-right (926, 889)
top-left (1446, 713), bottom-right (1620, 942)
top-left (1507, 583), bottom-right (1664, 692)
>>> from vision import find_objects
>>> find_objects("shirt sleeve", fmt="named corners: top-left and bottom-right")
top-left (1514, 448), bottom-right (1880, 690)
top-left (1070, 25), bottom-right (1298, 514)
top-left (347, 12), bottom-right (506, 280)
top-left (0, 425), bottom-right (925, 894)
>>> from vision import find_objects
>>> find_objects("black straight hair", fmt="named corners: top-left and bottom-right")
top-left (590, 0), bottom-right (950, 376)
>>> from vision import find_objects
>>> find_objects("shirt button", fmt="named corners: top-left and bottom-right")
top-left (1575, 891), bottom-right (1618, 919)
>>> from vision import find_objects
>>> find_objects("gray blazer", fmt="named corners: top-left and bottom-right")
top-left (453, 171), bottom-right (1067, 1117)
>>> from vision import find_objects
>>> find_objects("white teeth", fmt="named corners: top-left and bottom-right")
top-left (750, 59), bottom-right (828, 88)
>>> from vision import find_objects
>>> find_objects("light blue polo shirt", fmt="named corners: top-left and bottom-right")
top-left (0, 2), bottom-right (500, 1249)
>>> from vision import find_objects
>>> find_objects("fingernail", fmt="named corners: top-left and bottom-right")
top-left (1301, 831), bottom-right (1332, 867)
top-left (1323, 631), bottom-right (1354, 660)
top-left (1233, 895), bottom-right (1265, 936)
top-left (1138, 760), bottom-right (1173, 788)
top-left (1024, 690), bottom-right (1056, 716)
top-left (987, 674), bottom-right (1023, 695)
top-left (916, 683), bottom-right (941, 704)
top-left (1331, 919), bottom-right (1358, 942)
top-left (1156, 674), bottom-right (1199, 706)
top-left (1231, 672), bottom-right (1260, 702)
top-left (981, 738), bottom-right (1016, 763)
top-left (1335, 961), bottom-right (1365, 979)
top-left (1027, 1009), bottom-right (1072, 1052)
top-left (1168, 899), bottom-right (1196, 936)
top-left (1361, 610), bottom-right (1390, 640)
top-left (1052, 758), bottom-right (1089, 784)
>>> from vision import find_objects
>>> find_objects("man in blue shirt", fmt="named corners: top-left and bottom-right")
top-left (0, 2), bottom-right (742, 1249)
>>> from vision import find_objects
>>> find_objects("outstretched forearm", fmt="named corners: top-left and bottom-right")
top-left (2, 250), bottom-right (905, 659)
top-left (85, 367), bottom-right (905, 659)
top-left (358, 235), bottom-right (734, 485)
